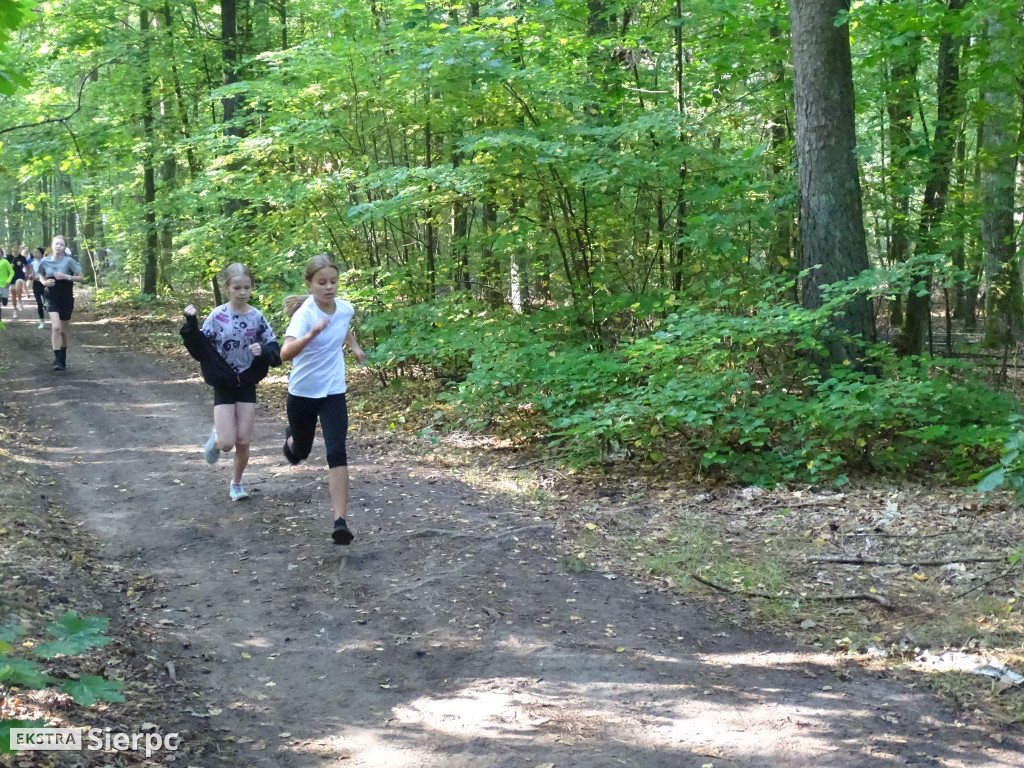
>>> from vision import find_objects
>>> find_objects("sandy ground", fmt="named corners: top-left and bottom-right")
top-left (2, 308), bottom-right (1022, 767)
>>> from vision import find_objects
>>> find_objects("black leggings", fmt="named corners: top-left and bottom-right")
top-left (286, 393), bottom-right (349, 468)
top-left (33, 281), bottom-right (45, 320)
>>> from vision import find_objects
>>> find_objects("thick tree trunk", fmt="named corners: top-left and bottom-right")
top-left (980, 11), bottom-right (1023, 346)
top-left (788, 0), bottom-right (874, 364)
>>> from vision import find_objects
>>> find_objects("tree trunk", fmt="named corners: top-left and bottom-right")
top-left (884, 18), bottom-right (921, 328)
top-left (40, 177), bottom-right (51, 245)
top-left (159, 156), bottom-right (176, 289)
top-left (767, 18), bottom-right (795, 288)
top-left (423, 113), bottom-right (436, 298)
top-left (82, 197), bottom-right (98, 284)
top-left (672, 0), bottom-right (688, 293)
top-left (898, 0), bottom-right (967, 356)
top-left (788, 0), bottom-right (874, 364)
top-left (980, 10), bottom-right (1023, 346)
top-left (140, 7), bottom-right (159, 295)
top-left (481, 198), bottom-right (502, 307)
top-left (222, 0), bottom-right (246, 219)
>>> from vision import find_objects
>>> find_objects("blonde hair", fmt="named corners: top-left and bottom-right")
top-left (219, 262), bottom-right (254, 292)
top-left (283, 254), bottom-right (340, 317)
top-left (282, 295), bottom-right (306, 317)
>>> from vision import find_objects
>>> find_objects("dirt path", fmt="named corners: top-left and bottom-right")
top-left (3, 310), bottom-right (1022, 768)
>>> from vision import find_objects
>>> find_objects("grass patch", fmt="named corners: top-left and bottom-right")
top-left (561, 552), bottom-right (591, 573)
top-left (642, 515), bottom-right (792, 599)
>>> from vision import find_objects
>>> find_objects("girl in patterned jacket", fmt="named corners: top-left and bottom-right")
top-left (182, 263), bottom-right (281, 501)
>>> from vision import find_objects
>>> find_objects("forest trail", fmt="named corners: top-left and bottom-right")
top-left (2, 309), bottom-right (1022, 768)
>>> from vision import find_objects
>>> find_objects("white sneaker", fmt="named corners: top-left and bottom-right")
top-left (37, 321), bottom-right (45, 329)
top-left (204, 427), bottom-right (221, 464)
top-left (229, 482), bottom-right (249, 501)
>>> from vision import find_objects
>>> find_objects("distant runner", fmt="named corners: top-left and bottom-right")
top-left (35, 235), bottom-right (83, 371)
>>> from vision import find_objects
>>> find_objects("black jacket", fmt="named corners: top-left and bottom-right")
top-left (180, 314), bottom-right (282, 390)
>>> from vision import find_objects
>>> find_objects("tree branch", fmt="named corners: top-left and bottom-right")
top-left (690, 573), bottom-right (892, 608)
top-left (806, 555), bottom-right (1009, 567)
top-left (0, 60), bottom-right (118, 137)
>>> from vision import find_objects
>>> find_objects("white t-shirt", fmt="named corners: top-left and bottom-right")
top-left (285, 296), bottom-right (355, 398)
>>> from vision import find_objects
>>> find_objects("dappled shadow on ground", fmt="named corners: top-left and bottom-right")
top-left (1, 312), bottom-right (1021, 767)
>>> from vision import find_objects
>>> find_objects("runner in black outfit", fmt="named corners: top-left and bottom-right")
top-left (26, 247), bottom-right (47, 328)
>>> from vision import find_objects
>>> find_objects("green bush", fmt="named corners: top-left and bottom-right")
top-left (359, 280), bottom-right (1016, 487)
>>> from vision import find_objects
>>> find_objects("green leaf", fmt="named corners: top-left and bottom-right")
top-left (0, 655), bottom-right (56, 688)
top-left (61, 675), bottom-right (125, 706)
top-left (1, 719), bottom-right (47, 754)
top-left (0, 625), bottom-right (26, 644)
top-left (35, 612), bottom-right (111, 659)
top-left (976, 467), bottom-right (1005, 494)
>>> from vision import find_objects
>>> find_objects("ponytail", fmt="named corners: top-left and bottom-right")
top-left (283, 295), bottom-right (306, 317)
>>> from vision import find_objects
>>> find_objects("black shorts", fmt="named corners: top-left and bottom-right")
top-left (46, 293), bottom-right (74, 321)
top-left (286, 392), bottom-right (349, 468)
top-left (213, 382), bottom-right (257, 406)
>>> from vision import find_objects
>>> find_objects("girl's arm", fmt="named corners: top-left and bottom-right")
top-left (280, 318), bottom-right (329, 362)
top-left (345, 329), bottom-right (366, 364)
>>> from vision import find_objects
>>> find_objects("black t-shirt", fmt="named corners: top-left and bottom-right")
top-left (11, 255), bottom-right (26, 280)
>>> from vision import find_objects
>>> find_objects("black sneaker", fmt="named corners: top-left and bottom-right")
top-left (283, 427), bottom-right (300, 465)
top-left (332, 517), bottom-right (354, 546)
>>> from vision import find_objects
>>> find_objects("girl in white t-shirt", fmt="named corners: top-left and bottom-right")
top-left (281, 254), bottom-right (366, 545)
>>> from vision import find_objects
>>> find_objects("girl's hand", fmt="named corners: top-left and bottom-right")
top-left (183, 304), bottom-right (196, 317)
top-left (352, 347), bottom-right (367, 365)
top-left (249, 342), bottom-right (262, 357)
top-left (45, 278), bottom-right (55, 288)
top-left (55, 272), bottom-right (68, 280)
top-left (310, 318), bottom-right (329, 336)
